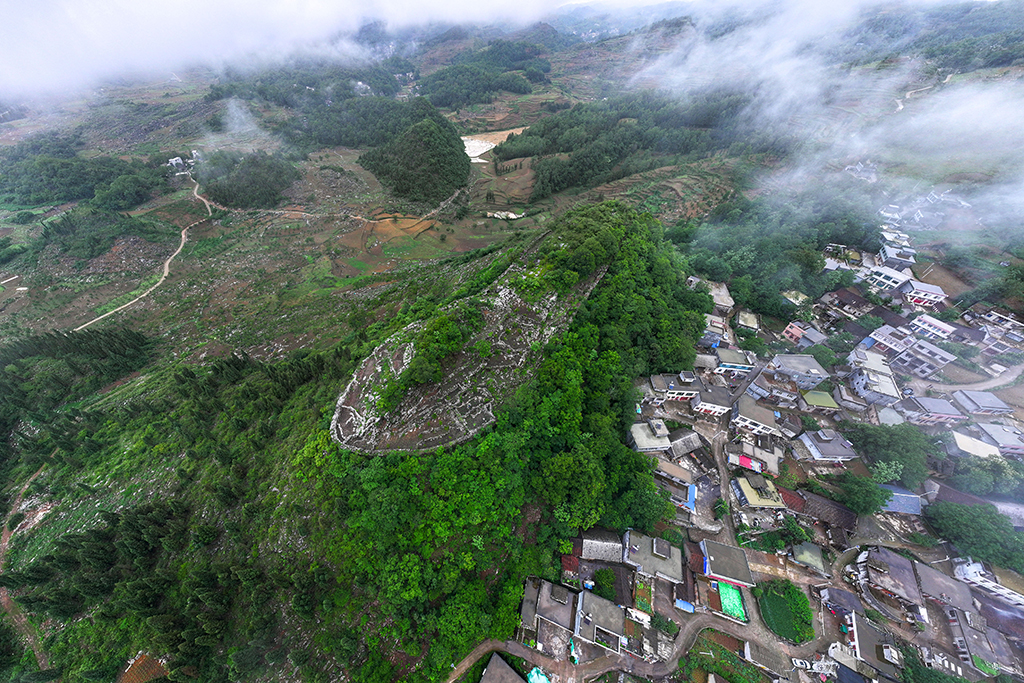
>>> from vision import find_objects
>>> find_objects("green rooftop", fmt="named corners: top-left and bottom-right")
top-left (719, 582), bottom-right (747, 621)
top-left (802, 390), bottom-right (838, 409)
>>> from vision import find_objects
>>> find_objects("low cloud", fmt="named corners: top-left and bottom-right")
top-left (1, 0), bottom-right (552, 97)
top-left (637, 0), bottom-right (1024, 207)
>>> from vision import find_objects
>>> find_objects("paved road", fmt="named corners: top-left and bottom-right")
top-left (909, 361), bottom-right (1024, 395)
top-left (446, 613), bottom-right (751, 683)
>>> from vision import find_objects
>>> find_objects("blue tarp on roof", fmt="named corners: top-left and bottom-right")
top-left (675, 599), bottom-right (695, 613)
top-left (684, 485), bottom-right (697, 513)
top-left (528, 668), bottom-right (552, 683)
top-left (880, 484), bottom-right (922, 515)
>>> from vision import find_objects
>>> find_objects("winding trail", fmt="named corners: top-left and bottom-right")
top-left (73, 176), bottom-right (213, 332)
top-left (0, 465), bottom-right (50, 670)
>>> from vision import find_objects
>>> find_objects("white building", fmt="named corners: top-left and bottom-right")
top-left (768, 354), bottom-right (829, 390)
top-left (953, 559), bottom-right (1024, 609)
top-left (848, 349), bottom-right (902, 406)
top-left (731, 395), bottom-right (781, 436)
top-left (909, 314), bottom-right (955, 341)
top-left (629, 420), bottom-right (671, 452)
top-left (900, 280), bottom-right (947, 308)
top-left (863, 266), bottom-right (912, 292)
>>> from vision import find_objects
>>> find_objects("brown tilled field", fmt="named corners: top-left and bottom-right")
top-left (115, 654), bottom-right (167, 683)
top-left (912, 261), bottom-right (972, 298)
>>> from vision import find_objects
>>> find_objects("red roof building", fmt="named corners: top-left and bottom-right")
top-left (778, 486), bottom-right (806, 513)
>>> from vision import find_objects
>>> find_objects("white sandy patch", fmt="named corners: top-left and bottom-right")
top-left (462, 137), bottom-right (497, 163)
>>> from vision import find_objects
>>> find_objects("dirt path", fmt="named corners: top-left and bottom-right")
top-left (905, 85), bottom-right (934, 100)
top-left (0, 465), bottom-right (49, 669)
top-left (73, 176), bottom-right (213, 332)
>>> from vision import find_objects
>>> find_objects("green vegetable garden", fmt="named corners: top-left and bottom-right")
top-left (755, 580), bottom-right (814, 644)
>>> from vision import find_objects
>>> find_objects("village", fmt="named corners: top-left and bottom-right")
top-left (486, 206), bottom-right (1024, 683)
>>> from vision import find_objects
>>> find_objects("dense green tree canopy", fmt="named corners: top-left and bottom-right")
top-left (926, 501), bottom-right (1024, 573)
top-left (197, 151), bottom-right (301, 208)
top-left (359, 117), bottom-right (470, 205)
top-left (0, 132), bottom-right (166, 208)
top-left (835, 472), bottom-right (893, 515)
top-left (842, 422), bottom-right (934, 488)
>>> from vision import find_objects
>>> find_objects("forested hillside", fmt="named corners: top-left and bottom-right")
top-left (359, 116), bottom-right (471, 204)
top-left (0, 132), bottom-right (167, 209)
top-left (0, 203), bottom-right (708, 683)
top-left (195, 150), bottom-right (301, 209)
top-left (418, 40), bottom-right (550, 107)
top-left (491, 91), bottom-right (783, 201)
top-left (6, 3), bottom-right (1024, 681)
top-left (837, 0), bottom-right (1024, 69)
top-left (674, 187), bottom-right (879, 318)
top-left (206, 64), bottom-right (471, 204)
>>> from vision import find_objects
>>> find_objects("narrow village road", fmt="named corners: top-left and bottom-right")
top-left (74, 176), bottom-right (212, 331)
top-left (908, 360), bottom-right (1024, 395)
top-left (446, 613), bottom-right (747, 683)
top-left (0, 465), bottom-right (50, 670)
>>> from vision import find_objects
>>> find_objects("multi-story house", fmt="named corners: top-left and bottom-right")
top-left (745, 370), bottom-right (799, 407)
top-left (909, 314), bottom-right (955, 341)
top-left (976, 422), bottom-right (1024, 458)
top-left (715, 348), bottom-right (755, 376)
top-left (867, 325), bottom-right (915, 356)
top-left (892, 339), bottom-right (956, 379)
top-left (649, 371), bottom-right (703, 405)
top-left (863, 265), bottom-right (912, 292)
top-left (952, 390), bottom-right (1014, 416)
top-left (768, 354), bottom-right (829, 390)
top-left (731, 395), bottom-right (781, 436)
top-left (848, 349), bottom-right (902, 406)
top-left (899, 280), bottom-right (947, 308)
top-left (692, 385), bottom-right (732, 417)
top-left (896, 397), bottom-right (967, 426)
top-left (879, 242), bottom-right (917, 270)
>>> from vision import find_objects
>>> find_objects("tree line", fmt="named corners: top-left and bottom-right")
top-left (674, 183), bottom-right (879, 319)
top-left (490, 90), bottom-right (779, 202)
top-left (195, 150), bottom-right (301, 209)
top-left (0, 132), bottom-right (167, 209)
top-left (418, 39), bottom-right (550, 108)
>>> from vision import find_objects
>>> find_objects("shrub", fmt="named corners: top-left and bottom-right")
top-left (191, 524), bottom-right (220, 548)
top-left (661, 528), bottom-right (685, 547)
top-left (908, 532), bottom-right (937, 547)
top-left (757, 580), bottom-right (814, 643)
top-left (594, 568), bottom-right (616, 601)
top-left (864, 608), bottom-right (887, 623)
top-left (651, 612), bottom-right (679, 635)
top-left (6, 512), bottom-right (25, 531)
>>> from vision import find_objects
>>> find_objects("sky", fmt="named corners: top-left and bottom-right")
top-left (0, 0), bottom-right (559, 97)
